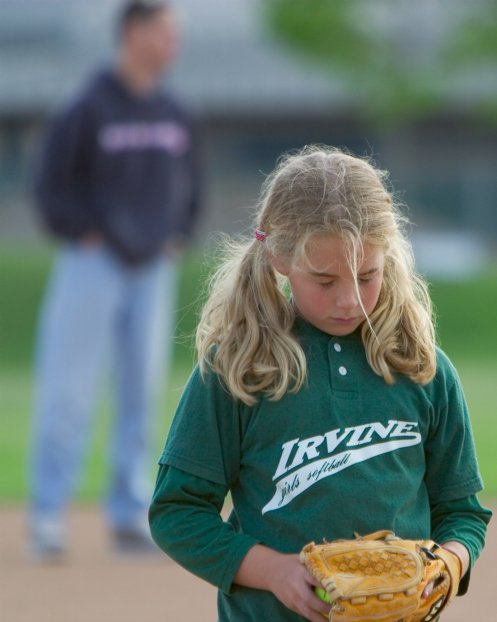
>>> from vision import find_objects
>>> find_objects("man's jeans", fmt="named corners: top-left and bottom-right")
top-left (29, 245), bottom-right (177, 529)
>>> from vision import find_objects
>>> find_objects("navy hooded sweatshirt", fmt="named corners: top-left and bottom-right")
top-left (34, 69), bottom-right (201, 264)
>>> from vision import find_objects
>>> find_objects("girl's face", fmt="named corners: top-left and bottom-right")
top-left (273, 235), bottom-right (385, 336)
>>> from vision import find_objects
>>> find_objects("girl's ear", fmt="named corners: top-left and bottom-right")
top-left (270, 254), bottom-right (290, 276)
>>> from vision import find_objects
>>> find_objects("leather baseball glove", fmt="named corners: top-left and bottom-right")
top-left (300, 530), bottom-right (462, 622)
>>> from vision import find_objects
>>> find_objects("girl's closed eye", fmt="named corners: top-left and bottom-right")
top-left (317, 280), bottom-right (335, 288)
top-left (358, 268), bottom-right (380, 284)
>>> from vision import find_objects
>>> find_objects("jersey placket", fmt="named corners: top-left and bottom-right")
top-left (328, 338), bottom-right (359, 400)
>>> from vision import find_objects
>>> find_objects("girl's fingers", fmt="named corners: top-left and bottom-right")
top-left (303, 601), bottom-right (330, 622)
top-left (422, 581), bottom-right (435, 598)
top-left (305, 569), bottom-right (324, 589)
top-left (314, 598), bottom-right (332, 616)
top-left (304, 571), bottom-right (331, 618)
top-left (309, 584), bottom-right (332, 618)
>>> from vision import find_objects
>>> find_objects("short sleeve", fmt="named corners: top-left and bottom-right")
top-left (160, 365), bottom-right (242, 488)
top-left (424, 352), bottom-right (484, 503)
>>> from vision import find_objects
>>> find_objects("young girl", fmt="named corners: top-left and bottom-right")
top-left (149, 146), bottom-right (491, 622)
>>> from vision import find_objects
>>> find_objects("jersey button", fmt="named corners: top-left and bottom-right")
top-left (334, 343), bottom-right (342, 352)
top-left (338, 366), bottom-right (347, 376)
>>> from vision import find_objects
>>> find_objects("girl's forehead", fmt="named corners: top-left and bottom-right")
top-left (297, 235), bottom-right (384, 273)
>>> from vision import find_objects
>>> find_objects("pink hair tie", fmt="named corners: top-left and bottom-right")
top-left (254, 228), bottom-right (267, 242)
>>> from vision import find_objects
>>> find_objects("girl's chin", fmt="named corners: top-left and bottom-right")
top-left (324, 318), bottom-right (364, 335)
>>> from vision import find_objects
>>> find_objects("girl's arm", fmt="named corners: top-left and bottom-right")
top-left (431, 494), bottom-right (492, 594)
top-left (149, 464), bottom-right (258, 594)
top-left (149, 464), bottom-right (330, 622)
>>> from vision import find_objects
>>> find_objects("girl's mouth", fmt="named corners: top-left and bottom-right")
top-left (331, 317), bottom-right (359, 324)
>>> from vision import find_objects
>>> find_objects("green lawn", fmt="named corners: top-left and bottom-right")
top-left (0, 243), bottom-right (496, 502)
top-left (0, 364), bottom-right (193, 502)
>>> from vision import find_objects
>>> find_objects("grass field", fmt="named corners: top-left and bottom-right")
top-left (0, 243), bottom-right (496, 502)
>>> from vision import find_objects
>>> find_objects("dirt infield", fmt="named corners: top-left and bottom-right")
top-left (1, 504), bottom-right (495, 621)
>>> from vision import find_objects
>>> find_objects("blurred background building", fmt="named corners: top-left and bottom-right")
top-left (1, 0), bottom-right (496, 276)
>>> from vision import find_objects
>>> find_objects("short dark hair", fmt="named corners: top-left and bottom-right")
top-left (119, 0), bottom-right (170, 32)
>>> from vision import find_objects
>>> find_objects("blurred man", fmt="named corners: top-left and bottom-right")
top-left (29, 0), bottom-right (201, 558)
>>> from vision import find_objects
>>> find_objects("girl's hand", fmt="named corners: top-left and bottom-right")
top-left (234, 546), bottom-right (330, 622)
top-left (266, 554), bottom-right (331, 622)
top-left (422, 541), bottom-right (468, 599)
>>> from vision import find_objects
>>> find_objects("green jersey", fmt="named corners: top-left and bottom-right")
top-left (150, 317), bottom-right (491, 621)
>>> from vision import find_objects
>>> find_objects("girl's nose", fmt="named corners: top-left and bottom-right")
top-left (335, 282), bottom-right (359, 310)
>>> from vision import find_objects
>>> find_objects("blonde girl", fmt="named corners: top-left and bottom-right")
top-left (150, 146), bottom-right (491, 622)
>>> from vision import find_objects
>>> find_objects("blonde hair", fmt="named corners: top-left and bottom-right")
top-left (197, 145), bottom-right (436, 405)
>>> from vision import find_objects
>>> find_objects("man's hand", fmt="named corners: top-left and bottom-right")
top-left (80, 232), bottom-right (104, 247)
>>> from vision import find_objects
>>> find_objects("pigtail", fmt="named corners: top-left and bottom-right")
top-left (196, 238), bottom-right (307, 405)
top-left (362, 232), bottom-right (437, 385)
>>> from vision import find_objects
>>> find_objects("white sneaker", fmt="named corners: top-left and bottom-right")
top-left (29, 516), bottom-right (67, 561)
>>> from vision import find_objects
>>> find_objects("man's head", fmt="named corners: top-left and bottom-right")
top-left (118, 1), bottom-right (178, 77)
